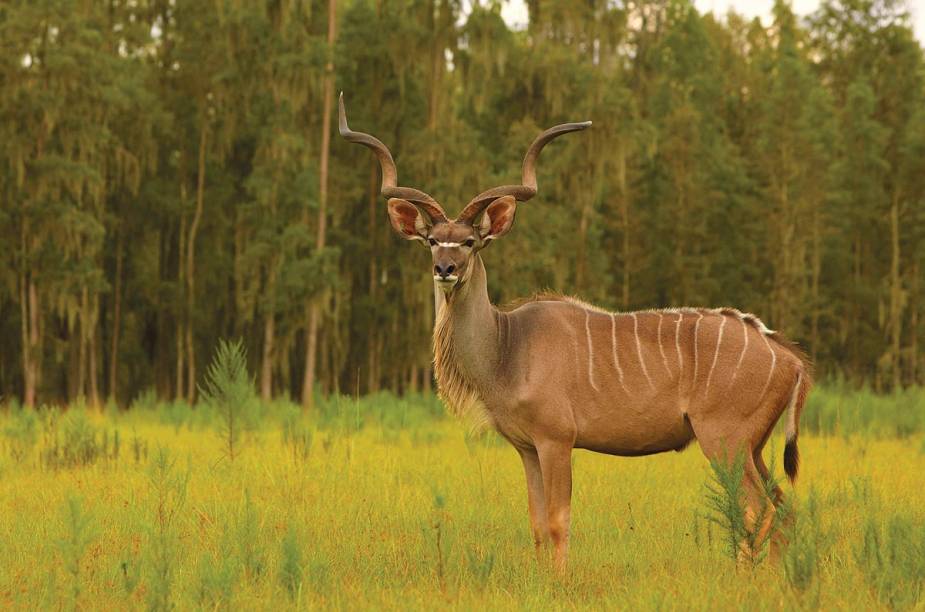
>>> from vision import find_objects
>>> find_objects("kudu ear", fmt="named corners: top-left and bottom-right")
top-left (387, 198), bottom-right (431, 242)
top-left (478, 195), bottom-right (517, 242)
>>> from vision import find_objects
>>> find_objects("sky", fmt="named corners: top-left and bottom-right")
top-left (497, 0), bottom-right (925, 42)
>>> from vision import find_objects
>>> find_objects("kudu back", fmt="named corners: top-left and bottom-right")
top-left (339, 93), bottom-right (812, 569)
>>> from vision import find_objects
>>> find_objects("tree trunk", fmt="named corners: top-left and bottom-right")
top-left (29, 278), bottom-right (41, 407)
top-left (18, 272), bottom-right (29, 406)
top-left (303, 0), bottom-right (336, 410)
top-left (233, 212), bottom-right (246, 337)
top-left (261, 263), bottom-right (278, 402)
top-left (911, 260), bottom-right (919, 385)
top-left (852, 233), bottom-right (861, 380)
top-left (261, 311), bottom-right (275, 402)
top-left (675, 188), bottom-right (687, 304)
top-left (20, 270), bottom-right (36, 408)
top-left (617, 140), bottom-right (630, 308)
top-left (575, 171), bottom-right (592, 292)
top-left (186, 123), bottom-right (208, 402)
top-left (109, 226), bottom-right (124, 403)
top-left (88, 293), bottom-right (100, 408)
top-left (78, 286), bottom-right (88, 401)
top-left (367, 7), bottom-right (383, 395)
top-left (810, 204), bottom-right (821, 365)
top-left (888, 192), bottom-right (902, 389)
top-left (176, 211), bottom-right (186, 400)
top-left (367, 159), bottom-right (380, 394)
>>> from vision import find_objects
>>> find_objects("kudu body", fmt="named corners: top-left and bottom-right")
top-left (339, 94), bottom-right (812, 568)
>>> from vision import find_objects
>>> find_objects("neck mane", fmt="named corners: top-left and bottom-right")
top-left (432, 254), bottom-right (499, 431)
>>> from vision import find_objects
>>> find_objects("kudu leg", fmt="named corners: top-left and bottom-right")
top-left (517, 448), bottom-right (549, 555)
top-left (692, 422), bottom-right (779, 563)
top-left (536, 442), bottom-right (573, 571)
top-left (753, 447), bottom-right (791, 559)
top-left (742, 456), bottom-right (780, 560)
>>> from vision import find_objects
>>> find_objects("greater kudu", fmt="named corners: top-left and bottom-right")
top-left (339, 93), bottom-right (812, 568)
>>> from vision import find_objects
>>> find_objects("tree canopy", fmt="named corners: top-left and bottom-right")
top-left (1, 0), bottom-right (923, 407)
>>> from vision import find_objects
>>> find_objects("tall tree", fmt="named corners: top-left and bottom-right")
top-left (303, 0), bottom-right (337, 408)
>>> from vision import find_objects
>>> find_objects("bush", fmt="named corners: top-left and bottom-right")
top-left (40, 409), bottom-right (119, 469)
top-left (280, 406), bottom-right (313, 461)
top-left (784, 487), bottom-right (828, 600)
top-left (279, 525), bottom-right (303, 600)
top-left (855, 513), bottom-right (925, 609)
top-left (3, 408), bottom-right (38, 462)
top-left (57, 496), bottom-right (96, 608)
top-left (199, 339), bottom-right (258, 462)
top-left (702, 452), bottom-right (781, 566)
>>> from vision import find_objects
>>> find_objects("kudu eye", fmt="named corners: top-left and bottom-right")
top-left (464, 239), bottom-right (475, 248)
top-left (428, 238), bottom-right (437, 246)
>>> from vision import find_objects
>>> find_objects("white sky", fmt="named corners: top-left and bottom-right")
top-left (498, 0), bottom-right (925, 42)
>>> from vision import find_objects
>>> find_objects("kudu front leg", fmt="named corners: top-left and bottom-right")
top-left (536, 442), bottom-right (573, 571)
top-left (518, 448), bottom-right (549, 556)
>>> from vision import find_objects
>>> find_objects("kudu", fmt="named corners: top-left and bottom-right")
top-left (339, 93), bottom-right (812, 568)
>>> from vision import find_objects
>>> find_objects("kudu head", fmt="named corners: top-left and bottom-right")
top-left (338, 93), bottom-right (591, 294)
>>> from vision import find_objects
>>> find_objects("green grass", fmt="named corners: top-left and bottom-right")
top-left (0, 390), bottom-right (923, 609)
top-left (804, 382), bottom-right (925, 438)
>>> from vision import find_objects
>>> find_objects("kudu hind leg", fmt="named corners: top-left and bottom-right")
top-left (517, 447), bottom-right (549, 555)
top-left (536, 442), bottom-right (573, 571)
top-left (690, 420), bottom-right (777, 563)
top-left (753, 446), bottom-right (791, 559)
top-left (741, 456), bottom-right (779, 561)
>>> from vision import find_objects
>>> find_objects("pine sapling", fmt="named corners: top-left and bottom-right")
top-left (199, 339), bottom-right (256, 462)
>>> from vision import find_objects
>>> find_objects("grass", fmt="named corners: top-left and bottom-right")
top-left (0, 389), bottom-right (923, 609)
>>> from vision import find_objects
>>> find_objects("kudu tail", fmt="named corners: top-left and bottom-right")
top-left (783, 368), bottom-right (811, 483)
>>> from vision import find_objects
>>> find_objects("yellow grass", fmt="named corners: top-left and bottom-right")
top-left (0, 406), bottom-right (923, 610)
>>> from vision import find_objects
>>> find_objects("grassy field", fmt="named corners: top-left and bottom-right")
top-left (1, 388), bottom-right (924, 610)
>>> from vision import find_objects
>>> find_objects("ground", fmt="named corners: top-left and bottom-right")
top-left (0, 395), bottom-right (923, 610)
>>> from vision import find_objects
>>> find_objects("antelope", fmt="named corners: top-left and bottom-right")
top-left (338, 93), bottom-right (812, 568)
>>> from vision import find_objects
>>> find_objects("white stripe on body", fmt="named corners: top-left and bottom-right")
top-left (657, 313), bottom-right (672, 377)
top-left (675, 313), bottom-right (684, 380)
top-left (692, 312), bottom-right (704, 389)
top-left (757, 332), bottom-right (777, 402)
top-left (704, 315), bottom-right (726, 393)
top-left (632, 313), bottom-right (655, 390)
top-left (732, 317), bottom-right (749, 382)
top-left (610, 314), bottom-right (629, 393)
top-left (585, 310), bottom-right (599, 391)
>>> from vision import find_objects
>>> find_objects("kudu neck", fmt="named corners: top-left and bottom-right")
top-left (434, 254), bottom-right (500, 384)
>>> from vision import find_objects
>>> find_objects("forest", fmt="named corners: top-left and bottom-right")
top-left (1, 0), bottom-right (924, 409)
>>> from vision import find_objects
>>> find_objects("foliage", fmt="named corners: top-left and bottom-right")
top-left (805, 382), bottom-right (925, 438)
top-left (2, 407), bottom-right (37, 462)
top-left (784, 487), bottom-right (828, 601)
top-left (0, 1), bottom-right (924, 408)
top-left (702, 452), bottom-right (750, 562)
top-left (279, 525), bottom-right (304, 601)
top-left (855, 513), bottom-right (925, 609)
top-left (144, 447), bottom-right (190, 612)
top-left (199, 339), bottom-right (258, 462)
top-left (56, 496), bottom-right (96, 608)
top-left (38, 409), bottom-right (120, 469)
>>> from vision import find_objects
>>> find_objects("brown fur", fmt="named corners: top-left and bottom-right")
top-left (432, 300), bottom-right (492, 433)
top-left (502, 296), bottom-right (814, 378)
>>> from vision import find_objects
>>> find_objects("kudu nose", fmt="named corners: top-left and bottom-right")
top-left (434, 263), bottom-right (456, 278)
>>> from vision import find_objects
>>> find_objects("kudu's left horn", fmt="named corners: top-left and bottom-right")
top-left (456, 120), bottom-right (592, 224)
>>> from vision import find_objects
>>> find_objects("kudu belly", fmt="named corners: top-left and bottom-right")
top-left (572, 396), bottom-right (695, 456)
